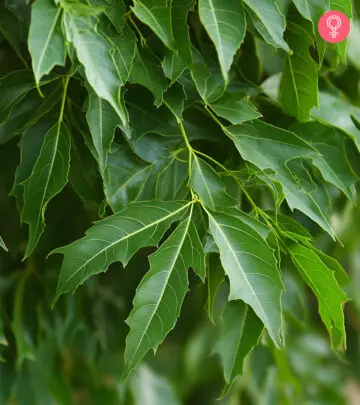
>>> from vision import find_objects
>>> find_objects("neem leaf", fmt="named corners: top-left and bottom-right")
top-left (215, 301), bottom-right (263, 388)
top-left (226, 121), bottom-right (335, 238)
top-left (244, 0), bottom-right (290, 53)
top-left (86, 91), bottom-right (119, 175)
top-left (279, 18), bottom-right (318, 121)
top-left (53, 201), bottom-right (192, 301)
top-left (124, 207), bottom-right (204, 377)
top-left (290, 244), bottom-right (348, 350)
top-left (63, 9), bottom-right (128, 128)
top-left (293, 121), bottom-right (356, 200)
top-left (205, 206), bottom-right (284, 346)
top-left (28, 0), bottom-right (66, 85)
top-left (131, 0), bottom-right (175, 50)
top-left (209, 91), bottom-right (262, 124)
top-left (22, 122), bottom-right (71, 258)
top-left (199, 0), bottom-right (246, 81)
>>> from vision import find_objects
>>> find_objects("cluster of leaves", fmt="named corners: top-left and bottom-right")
top-left (1, 0), bottom-right (360, 403)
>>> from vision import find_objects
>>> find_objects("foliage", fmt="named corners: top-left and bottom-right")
top-left (1, 0), bottom-right (360, 403)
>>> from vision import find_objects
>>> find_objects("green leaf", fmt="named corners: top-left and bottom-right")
top-left (124, 207), bottom-right (204, 377)
top-left (243, 0), bottom-right (290, 53)
top-left (215, 301), bottom-right (263, 388)
top-left (163, 82), bottom-right (185, 121)
top-left (226, 121), bottom-right (335, 238)
top-left (131, 0), bottom-right (175, 50)
top-left (22, 122), bottom-right (71, 257)
top-left (206, 254), bottom-right (225, 323)
top-left (86, 91), bottom-right (118, 175)
top-left (290, 244), bottom-right (348, 350)
top-left (171, 0), bottom-right (195, 66)
top-left (0, 70), bottom-right (35, 124)
top-left (205, 206), bottom-right (284, 346)
top-left (0, 236), bottom-right (8, 252)
top-left (330, 0), bottom-right (352, 64)
top-left (190, 155), bottom-right (235, 210)
top-left (53, 201), bottom-right (192, 301)
top-left (293, 121), bottom-right (356, 200)
top-left (162, 52), bottom-right (187, 83)
top-left (28, 0), bottom-right (66, 85)
top-left (311, 92), bottom-right (360, 151)
top-left (209, 91), bottom-right (262, 124)
top-left (93, 0), bottom-right (126, 32)
top-left (129, 46), bottom-right (168, 106)
top-left (130, 365), bottom-right (181, 405)
top-left (198, 0), bottom-right (246, 81)
top-left (63, 10), bottom-right (128, 129)
top-left (279, 18), bottom-right (318, 121)
top-left (190, 47), bottom-right (226, 103)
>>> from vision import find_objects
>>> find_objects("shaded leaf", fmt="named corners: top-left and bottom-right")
top-left (215, 301), bottom-right (263, 388)
top-left (0, 236), bottom-right (8, 252)
top-left (22, 123), bottom-right (71, 257)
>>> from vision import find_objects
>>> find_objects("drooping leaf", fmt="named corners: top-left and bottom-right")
top-left (215, 301), bottom-right (263, 388)
top-left (243, 0), bottom-right (290, 52)
top-left (22, 122), bottom-right (71, 257)
top-left (28, 0), bottom-right (66, 85)
top-left (205, 206), bottom-right (284, 346)
top-left (225, 121), bottom-right (335, 237)
top-left (206, 254), bottom-right (225, 323)
top-left (53, 201), bottom-right (192, 301)
top-left (86, 91), bottom-right (119, 175)
top-left (198, 0), bottom-right (246, 81)
top-left (63, 9), bottom-right (128, 129)
top-left (209, 91), bottom-right (262, 124)
top-left (279, 17), bottom-right (318, 121)
top-left (124, 207), bottom-right (204, 377)
top-left (131, 0), bottom-right (175, 50)
top-left (290, 244), bottom-right (348, 350)
top-left (330, 0), bottom-right (352, 64)
top-left (293, 121), bottom-right (356, 200)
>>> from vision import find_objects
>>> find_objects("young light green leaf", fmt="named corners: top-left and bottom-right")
top-left (0, 236), bottom-right (8, 252)
top-left (215, 301), bottom-right (263, 388)
top-left (28, 0), bottom-right (66, 85)
top-left (123, 208), bottom-right (204, 377)
top-left (279, 19), bottom-right (318, 121)
top-left (205, 207), bottom-right (284, 346)
top-left (22, 122), bottom-right (71, 257)
top-left (243, 0), bottom-right (290, 52)
top-left (86, 91), bottom-right (119, 175)
top-left (131, 0), bottom-right (175, 50)
top-left (129, 46), bottom-right (167, 106)
top-left (293, 121), bottom-right (356, 200)
top-left (290, 244), bottom-right (348, 350)
top-left (226, 121), bottom-right (335, 238)
top-left (53, 201), bottom-right (192, 301)
top-left (198, 0), bottom-right (246, 81)
top-left (209, 92), bottom-right (262, 124)
top-left (130, 365), bottom-right (181, 405)
top-left (311, 92), bottom-right (360, 151)
top-left (63, 10), bottom-right (128, 128)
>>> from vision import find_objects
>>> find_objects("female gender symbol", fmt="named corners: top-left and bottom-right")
top-left (327, 15), bottom-right (342, 38)
top-left (318, 10), bottom-right (350, 43)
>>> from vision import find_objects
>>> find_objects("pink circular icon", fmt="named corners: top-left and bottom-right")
top-left (318, 11), bottom-right (350, 43)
